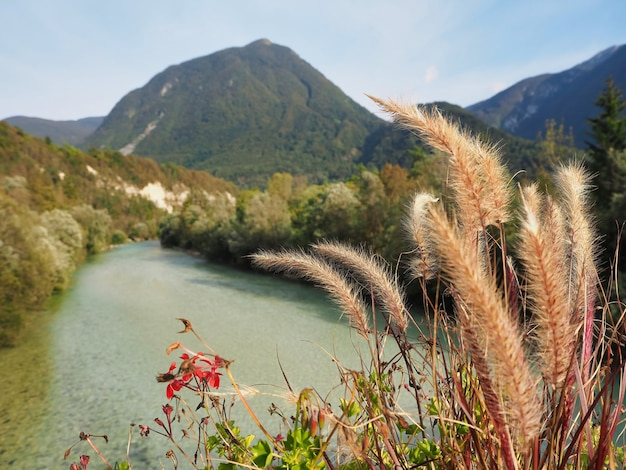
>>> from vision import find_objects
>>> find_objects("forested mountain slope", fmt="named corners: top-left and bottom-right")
top-left (84, 39), bottom-right (382, 186)
top-left (467, 44), bottom-right (626, 146)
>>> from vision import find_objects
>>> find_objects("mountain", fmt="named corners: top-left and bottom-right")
top-left (84, 39), bottom-right (383, 187)
top-left (4, 116), bottom-right (103, 146)
top-left (467, 44), bottom-right (626, 146)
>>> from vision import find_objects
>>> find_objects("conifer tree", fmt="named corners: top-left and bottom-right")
top-left (585, 77), bottom-right (626, 205)
top-left (585, 78), bottom-right (626, 271)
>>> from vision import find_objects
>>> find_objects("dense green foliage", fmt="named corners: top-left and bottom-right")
top-left (0, 122), bottom-right (236, 346)
top-left (159, 159), bottom-right (448, 269)
top-left (586, 78), bottom-right (626, 202)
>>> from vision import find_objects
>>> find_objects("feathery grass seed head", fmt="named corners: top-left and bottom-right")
top-left (369, 95), bottom-right (513, 232)
top-left (406, 192), bottom-right (439, 280)
top-left (312, 241), bottom-right (408, 333)
top-left (519, 186), bottom-right (575, 388)
top-left (428, 204), bottom-right (542, 445)
top-left (251, 249), bottom-right (370, 337)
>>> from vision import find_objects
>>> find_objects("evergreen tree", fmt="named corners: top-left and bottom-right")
top-left (585, 78), bottom-right (626, 273)
top-left (585, 77), bottom-right (626, 205)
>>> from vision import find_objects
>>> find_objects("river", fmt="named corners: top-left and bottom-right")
top-left (0, 241), bottom-right (395, 468)
top-left (3, 242), bottom-right (622, 468)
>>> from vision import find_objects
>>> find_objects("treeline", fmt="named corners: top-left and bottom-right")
top-left (158, 90), bottom-right (625, 279)
top-left (159, 157), bottom-right (447, 267)
top-left (156, 116), bottom-right (581, 270)
top-left (0, 122), bottom-right (236, 346)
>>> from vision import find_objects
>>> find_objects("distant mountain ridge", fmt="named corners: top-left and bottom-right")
top-left (3, 116), bottom-right (103, 146)
top-left (467, 44), bottom-right (626, 146)
top-left (7, 40), bottom-right (621, 185)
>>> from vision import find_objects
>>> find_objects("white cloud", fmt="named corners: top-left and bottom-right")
top-left (491, 81), bottom-right (507, 94)
top-left (424, 65), bottom-right (439, 84)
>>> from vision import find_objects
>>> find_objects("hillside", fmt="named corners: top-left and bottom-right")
top-left (0, 122), bottom-right (235, 217)
top-left (3, 37), bottom-right (562, 189)
top-left (4, 116), bottom-right (103, 146)
top-left (467, 44), bottom-right (626, 146)
top-left (84, 39), bottom-right (383, 187)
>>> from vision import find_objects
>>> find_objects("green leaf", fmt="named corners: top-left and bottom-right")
top-left (339, 398), bottom-right (361, 419)
top-left (217, 463), bottom-right (236, 470)
top-left (251, 439), bottom-right (273, 468)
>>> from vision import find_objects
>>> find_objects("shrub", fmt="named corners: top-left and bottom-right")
top-left (40, 208), bottom-right (84, 290)
top-left (0, 196), bottom-right (58, 345)
top-left (128, 222), bottom-right (150, 241)
top-left (110, 230), bottom-right (128, 245)
top-left (70, 204), bottom-right (112, 254)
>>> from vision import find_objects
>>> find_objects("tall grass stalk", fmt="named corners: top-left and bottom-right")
top-left (253, 97), bottom-right (626, 468)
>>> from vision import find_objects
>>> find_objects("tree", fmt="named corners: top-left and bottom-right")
top-left (585, 78), bottom-right (626, 273)
top-left (538, 119), bottom-right (575, 166)
top-left (585, 77), bottom-right (626, 205)
top-left (228, 191), bottom-right (292, 258)
top-left (267, 172), bottom-right (294, 201)
top-left (40, 209), bottom-right (84, 289)
top-left (70, 204), bottom-right (112, 255)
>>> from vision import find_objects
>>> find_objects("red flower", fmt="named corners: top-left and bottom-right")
top-left (166, 378), bottom-right (185, 399)
top-left (206, 370), bottom-right (221, 389)
top-left (158, 350), bottom-right (224, 399)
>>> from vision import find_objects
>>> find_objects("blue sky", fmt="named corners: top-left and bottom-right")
top-left (1, 0), bottom-right (625, 121)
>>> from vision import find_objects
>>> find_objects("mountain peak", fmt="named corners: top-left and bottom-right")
top-left (247, 38), bottom-right (273, 47)
top-left (572, 44), bottom-right (622, 73)
top-left (83, 40), bottom-right (381, 186)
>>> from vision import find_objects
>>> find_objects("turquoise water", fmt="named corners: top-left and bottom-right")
top-left (0, 241), bottom-right (404, 468)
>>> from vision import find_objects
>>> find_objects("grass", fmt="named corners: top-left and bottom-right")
top-left (67, 97), bottom-right (625, 469)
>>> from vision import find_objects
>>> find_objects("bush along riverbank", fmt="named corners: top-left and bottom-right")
top-left (68, 97), bottom-right (625, 469)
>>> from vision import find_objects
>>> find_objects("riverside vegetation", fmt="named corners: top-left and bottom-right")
top-left (66, 97), bottom-right (625, 469)
top-left (1, 76), bottom-right (592, 349)
top-left (0, 121), bottom-right (236, 346)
